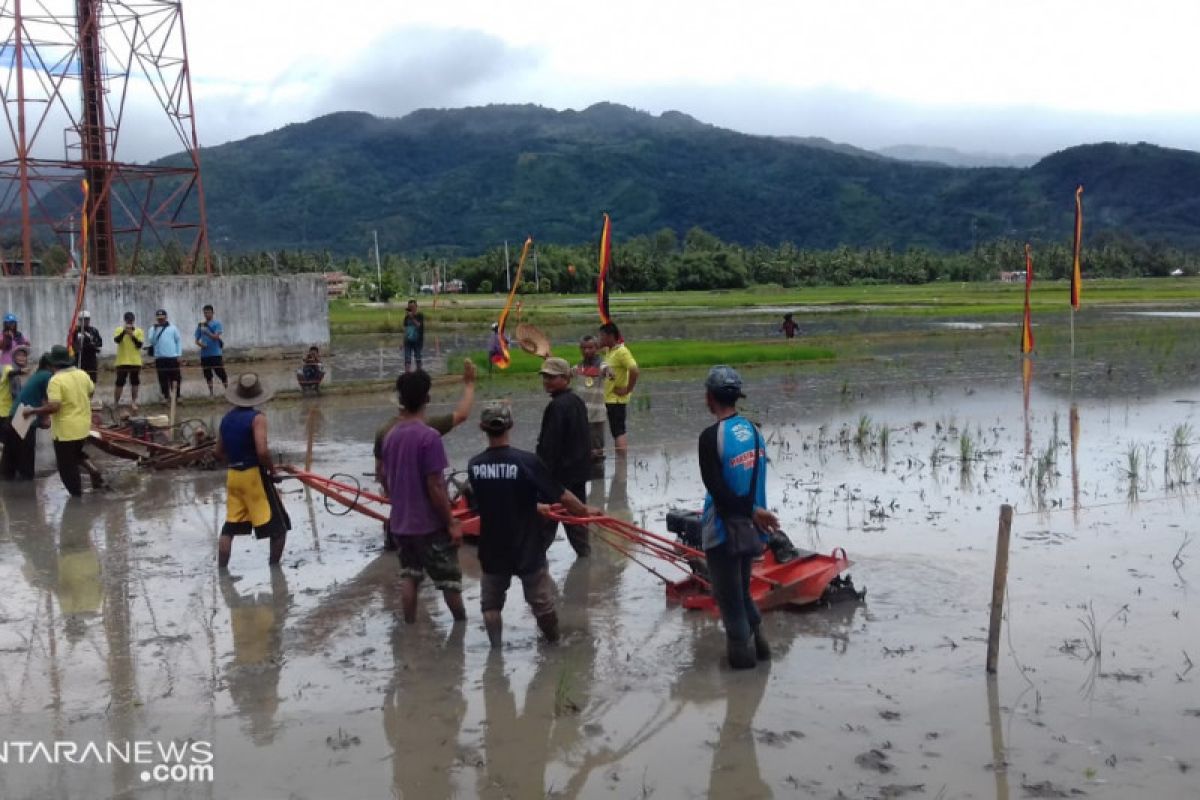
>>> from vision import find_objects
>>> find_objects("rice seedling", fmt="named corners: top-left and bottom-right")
top-left (959, 429), bottom-right (975, 463)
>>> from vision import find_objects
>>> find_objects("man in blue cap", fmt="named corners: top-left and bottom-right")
top-left (697, 365), bottom-right (780, 669)
top-left (0, 313), bottom-right (31, 368)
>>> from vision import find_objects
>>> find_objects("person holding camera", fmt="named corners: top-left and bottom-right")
top-left (113, 311), bottom-right (145, 411)
top-left (147, 308), bottom-right (182, 401)
top-left (195, 303), bottom-right (228, 397)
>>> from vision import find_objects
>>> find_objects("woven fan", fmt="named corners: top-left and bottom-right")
top-left (515, 323), bottom-right (552, 359)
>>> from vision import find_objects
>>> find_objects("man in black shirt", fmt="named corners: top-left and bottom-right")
top-left (468, 401), bottom-right (595, 648)
top-left (535, 357), bottom-right (593, 557)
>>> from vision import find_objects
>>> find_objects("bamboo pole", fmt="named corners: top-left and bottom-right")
top-left (986, 504), bottom-right (1014, 673)
top-left (304, 406), bottom-right (317, 472)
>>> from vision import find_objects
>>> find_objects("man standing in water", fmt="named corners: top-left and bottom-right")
top-left (469, 402), bottom-right (595, 648)
top-left (377, 370), bottom-right (465, 624)
top-left (215, 373), bottom-right (291, 568)
top-left (195, 304), bottom-right (229, 396)
top-left (23, 345), bottom-right (104, 496)
top-left (536, 357), bottom-right (592, 557)
top-left (374, 358), bottom-right (476, 550)
top-left (573, 335), bottom-right (611, 460)
top-left (697, 365), bottom-right (780, 669)
top-left (598, 322), bottom-right (638, 453)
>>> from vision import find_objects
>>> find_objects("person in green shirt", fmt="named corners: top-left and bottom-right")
top-left (598, 322), bottom-right (639, 454)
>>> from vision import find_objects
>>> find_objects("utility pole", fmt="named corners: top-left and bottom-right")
top-left (533, 246), bottom-right (539, 292)
top-left (373, 230), bottom-right (382, 301)
top-left (504, 240), bottom-right (511, 290)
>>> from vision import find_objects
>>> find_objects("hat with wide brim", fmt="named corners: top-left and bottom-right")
top-left (225, 372), bottom-right (275, 407)
top-left (48, 344), bottom-right (74, 368)
top-left (515, 323), bottom-right (552, 359)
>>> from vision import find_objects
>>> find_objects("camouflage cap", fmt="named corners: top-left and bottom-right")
top-left (480, 400), bottom-right (514, 433)
top-left (705, 364), bottom-right (746, 399)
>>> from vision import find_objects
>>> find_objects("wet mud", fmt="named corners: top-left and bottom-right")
top-left (1, 314), bottom-right (1199, 799)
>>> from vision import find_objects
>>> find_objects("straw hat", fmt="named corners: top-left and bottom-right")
top-left (515, 323), bottom-right (551, 359)
top-left (225, 373), bottom-right (274, 407)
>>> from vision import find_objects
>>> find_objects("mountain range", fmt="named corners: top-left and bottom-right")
top-left (178, 102), bottom-right (1200, 255)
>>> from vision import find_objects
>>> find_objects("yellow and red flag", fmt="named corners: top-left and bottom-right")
top-left (67, 179), bottom-right (91, 355)
top-left (597, 213), bottom-right (613, 325)
top-left (491, 237), bottom-right (532, 370)
top-left (1070, 185), bottom-right (1083, 310)
top-left (1020, 243), bottom-right (1034, 354)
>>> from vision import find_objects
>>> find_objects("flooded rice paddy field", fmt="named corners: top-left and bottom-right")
top-left (2, 315), bottom-right (1200, 799)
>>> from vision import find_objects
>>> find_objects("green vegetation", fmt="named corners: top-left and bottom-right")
top-left (328, 277), bottom-right (1200, 333)
top-left (179, 104), bottom-right (1200, 260)
top-left (457, 339), bottom-right (834, 376)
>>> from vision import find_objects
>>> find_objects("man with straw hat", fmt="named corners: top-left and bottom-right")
top-left (22, 345), bottom-right (104, 496)
top-left (215, 373), bottom-right (291, 569)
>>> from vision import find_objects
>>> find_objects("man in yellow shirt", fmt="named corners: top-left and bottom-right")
top-left (112, 310), bottom-right (144, 411)
top-left (598, 322), bottom-right (639, 453)
top-left (24, 345), bottom-right (104, 496)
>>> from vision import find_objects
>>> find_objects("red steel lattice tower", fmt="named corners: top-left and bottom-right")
top-left (0, 0), bottom-right (211, 275)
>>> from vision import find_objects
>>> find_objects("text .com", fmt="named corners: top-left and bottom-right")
top-left (0, 740), bottom-right (214, 784)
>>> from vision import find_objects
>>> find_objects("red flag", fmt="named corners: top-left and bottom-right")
top-left (1021, 243), bottom-right (1034, 354)
top-left (491, 237), bottom-right (532, 369)
top-left (1070, 185), bottom-right (1083, 310)
top-left (597, 213), bottom-right (613, 325)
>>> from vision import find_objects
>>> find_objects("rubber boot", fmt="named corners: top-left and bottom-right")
top-left (536, 611), bottom-right (560, 644)
top-left (752, 625), bottom-right (771, 661)
top-left (727, 636), bottom-right (757, 670)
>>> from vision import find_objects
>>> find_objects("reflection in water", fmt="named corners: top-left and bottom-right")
top-left (986, 676), bottom-right (1011, 800)
top-left (1022, 358), bottom-right (1033, 464)
top-left (220, 569), bottom-right (290, 745)
top-left (1069, 404), bottom-right (1080, 522)
top-left (480, 651), bottom-right (554, 799)
top-left (385, 614), bottom-right (466, 800)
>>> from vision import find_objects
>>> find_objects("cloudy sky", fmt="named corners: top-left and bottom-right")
top-left (13, 0), bottom-right (1200, 161)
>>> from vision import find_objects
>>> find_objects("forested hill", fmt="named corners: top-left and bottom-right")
top-left (182, 103), bottom-right (1200, 255)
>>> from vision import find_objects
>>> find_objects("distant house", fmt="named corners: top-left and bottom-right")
top-left (1170, 268), bottom-right (1185, 277)
top-left (999, 270), bottom-right (1027, 283)
top-left (324, 271), bottom-right (351, 297)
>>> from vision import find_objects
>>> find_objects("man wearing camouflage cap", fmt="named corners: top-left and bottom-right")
top-left (469, 401), bottom-right (595, 648)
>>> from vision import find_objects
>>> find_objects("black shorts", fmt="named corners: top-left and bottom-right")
top-left (115, 365), bottom-right (141, 387)
top-left (606, 403), bottom-right (628, 438)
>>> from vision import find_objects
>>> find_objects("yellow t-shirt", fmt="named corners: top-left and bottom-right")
top-left (47, 367), bottom-right (94, 442)
top-left (603, 343), bottom-right (638, 405)
top-left (0, 364), bottom-right (13, 417)
top-left (113, 325), bottom-right (145, 367)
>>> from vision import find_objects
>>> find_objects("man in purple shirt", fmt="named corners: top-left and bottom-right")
top-left (377, 370), bottom-right (465, 624)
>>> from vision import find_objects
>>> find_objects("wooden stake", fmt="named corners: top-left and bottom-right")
top-left (986, 504), bottom-right (1014, 673)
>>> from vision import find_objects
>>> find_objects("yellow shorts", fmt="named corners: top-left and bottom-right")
top-left (223, 467), bottom-right (289, 539)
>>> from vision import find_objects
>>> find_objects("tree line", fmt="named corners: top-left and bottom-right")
top-left (11, 227), bottom-right (1200, 296)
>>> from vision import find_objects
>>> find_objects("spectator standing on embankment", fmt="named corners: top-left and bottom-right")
top-left (195, 303), bottom-right (228, 397)
top-left (112, 311), bottom-right (144, 411)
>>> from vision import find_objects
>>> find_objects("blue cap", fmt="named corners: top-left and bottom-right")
top-left (705, 365), bottom-right (746, 399)
top-left (2, 313), bottom-right (16, 324)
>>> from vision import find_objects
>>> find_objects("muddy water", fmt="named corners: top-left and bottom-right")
top-left (2, 332), bottom-right (1200, 799)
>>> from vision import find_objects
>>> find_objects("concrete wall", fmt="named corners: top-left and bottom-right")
top-left (0, 275), bottom-right (328, 360)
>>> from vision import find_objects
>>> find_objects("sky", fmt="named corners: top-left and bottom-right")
top-left (9, 0), bottom-right (1200, 161)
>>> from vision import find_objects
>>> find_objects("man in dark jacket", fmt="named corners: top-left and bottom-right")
top-left (72, 311), bottom-right (103, 383)
top-left (535, 357), bottom-right (593, 557)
